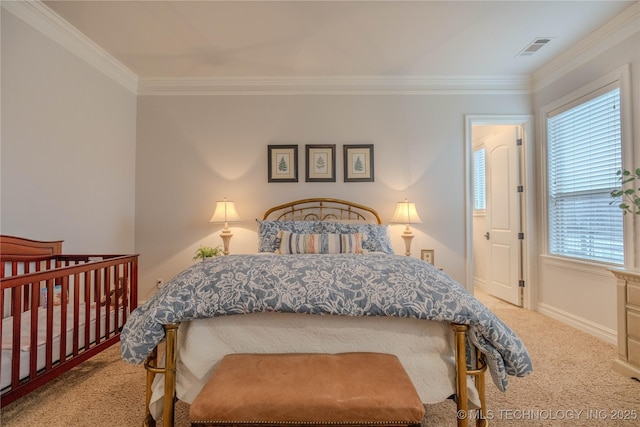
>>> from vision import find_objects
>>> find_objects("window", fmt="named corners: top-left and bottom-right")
top-left (546, 83), bottom-right (623, 264)
top-left (473, 147), bottom-right (486, 211)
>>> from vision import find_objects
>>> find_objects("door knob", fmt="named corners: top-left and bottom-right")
top-left (484, 232), bottom-right (490, 240)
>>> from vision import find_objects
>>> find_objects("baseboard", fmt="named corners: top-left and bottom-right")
top-left (612, 358), bottom-right (640, 379)
top-left (537, 302), bottom-right (617, 345)
top-left (473, 278), bottom-right (487, 291)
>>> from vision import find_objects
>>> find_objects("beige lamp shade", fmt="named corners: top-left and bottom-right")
top-left (209, 197), bottom-right (241, 255)
top-left (391, 199), bottom-right (422, 224)
top-left (209, 198), bottom-right (242, 226)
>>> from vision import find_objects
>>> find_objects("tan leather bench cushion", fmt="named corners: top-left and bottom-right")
top-left (189, 352), bottom-right (425, 424)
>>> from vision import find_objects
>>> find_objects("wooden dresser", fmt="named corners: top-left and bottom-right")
top-left (611, 269), bottom-right (640, 379)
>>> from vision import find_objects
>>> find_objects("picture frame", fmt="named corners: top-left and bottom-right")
top-left (421, 249), bottom-right (435, 265)
top-left (268, 145), bottom-right (298, 182)
top-left (305, 144), bottom-right (336, 182)
top-left (343, 144), bottom-right (374, 182)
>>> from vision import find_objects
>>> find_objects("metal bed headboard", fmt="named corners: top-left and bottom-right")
top-left (262, 198), bottom-right (382, 224)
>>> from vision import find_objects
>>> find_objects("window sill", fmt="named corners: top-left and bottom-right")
top-left (539, 254), bottom-right (622, 278)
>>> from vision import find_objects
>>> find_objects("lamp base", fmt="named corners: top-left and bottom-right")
top-left (401, 233), bottom-right (414, 257)
top-left (220, 230), bottom-right (233, 255)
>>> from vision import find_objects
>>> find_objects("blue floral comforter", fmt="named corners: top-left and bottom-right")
top-left (120, 254), bottom-right (532, 391)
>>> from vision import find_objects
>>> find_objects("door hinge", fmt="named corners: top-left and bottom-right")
top-left (517, 185), bottom-right (524, 193)
top-left (518, 232), bottom-right (525, 240)
top-left (519, 280), bottom-right (525, 288)
top-left (516, 138), bottom-right (523, 146)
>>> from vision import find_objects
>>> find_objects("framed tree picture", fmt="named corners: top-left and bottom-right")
top-left (268, 145), bottom-right (298, 182)
top-left (343, 144), bottom-right (374, 182)
top-left (305, 144), bottom-right (336, 182)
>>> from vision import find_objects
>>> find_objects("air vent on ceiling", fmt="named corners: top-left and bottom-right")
top-left (517, 37), bottom-right (553, 57)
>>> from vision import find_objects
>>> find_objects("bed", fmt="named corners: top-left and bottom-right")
top-left (120, 198), bottom-right (532, 427)
top-left (0, 235), bottom-right (139, 407)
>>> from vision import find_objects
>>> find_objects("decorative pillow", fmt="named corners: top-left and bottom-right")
top-left (256, 220), bottom-right (323, 253)
top-left (277, 231), bottom-right (365, 254)
top-left (320, 223), bottom-right (394, 254)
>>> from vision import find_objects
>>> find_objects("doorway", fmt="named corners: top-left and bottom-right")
top-left (465, 116), bottom-right (536, 309)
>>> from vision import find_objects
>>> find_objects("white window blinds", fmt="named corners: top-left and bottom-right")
top-left (547, 84), bottom-right (623, 264)
top-left (473, 148), bottom-right (486, 211)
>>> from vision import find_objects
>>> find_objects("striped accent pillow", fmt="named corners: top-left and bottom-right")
top-left (277, 231), bottom-right (365, 254)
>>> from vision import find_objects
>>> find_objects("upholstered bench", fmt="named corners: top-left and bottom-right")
top-left (189, 352), bottom-right (425, 426)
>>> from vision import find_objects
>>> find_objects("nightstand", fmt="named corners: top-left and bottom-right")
top-left (611, 269), bottom-right (640, 380)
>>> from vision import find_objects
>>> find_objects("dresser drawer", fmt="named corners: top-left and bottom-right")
top-left (627, 310), bottom-right (640, 340)
top-left (629, 282), bottom-right (640, 306)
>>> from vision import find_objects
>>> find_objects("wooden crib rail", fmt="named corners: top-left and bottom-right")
top-left (1, 255), bottom-right (138, 314)
top-left (0, 254), bottom-right (138, 407)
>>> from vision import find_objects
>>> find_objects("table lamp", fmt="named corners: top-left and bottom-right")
top-left (209, 197), bottom-right (242, 255)
top-left (391, 198), bottom-right (422, 256)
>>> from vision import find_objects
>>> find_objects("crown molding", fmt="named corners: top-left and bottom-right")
top-left (3, 1), bottom-right (530, 97)
top-left (532, 2), bottom-right (640, 92)
top-left (137, 75), bottom-right (532, 96)
top-left (2, 0), bottom-right (138, 94)
top-left (7, 0), bottom-right (635, 97)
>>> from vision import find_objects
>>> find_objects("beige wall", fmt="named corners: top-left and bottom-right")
top-left (532, 33), bottom-right (640, 343)
top-left (1, 10), bottom-right (137, 253)
top-left (135, 94), bottom-right (531, 297)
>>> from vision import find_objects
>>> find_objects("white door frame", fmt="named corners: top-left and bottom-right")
top-left (465, 115), bottom-right (537, 310)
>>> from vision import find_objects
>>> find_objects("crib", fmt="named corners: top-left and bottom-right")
top-left (1, 235), bottom-right (138, 407)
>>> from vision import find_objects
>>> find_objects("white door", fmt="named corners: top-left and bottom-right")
top-left (484, 126), bottom-right (522, 306)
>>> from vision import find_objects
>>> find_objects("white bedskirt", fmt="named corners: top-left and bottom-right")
top-left (150, 312), bottom-right (480, 418)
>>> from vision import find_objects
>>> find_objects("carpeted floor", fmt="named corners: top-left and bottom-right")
top-left (2, 290), bottom-right (638, 426)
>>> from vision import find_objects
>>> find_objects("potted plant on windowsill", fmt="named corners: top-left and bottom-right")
top-left (610, 168), bottom-right (640, 215)
top-left (193, 245), bottom-right (223, 261)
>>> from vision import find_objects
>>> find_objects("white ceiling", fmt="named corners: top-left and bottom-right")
top-left (41, 0), bottom-right (637, 81)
